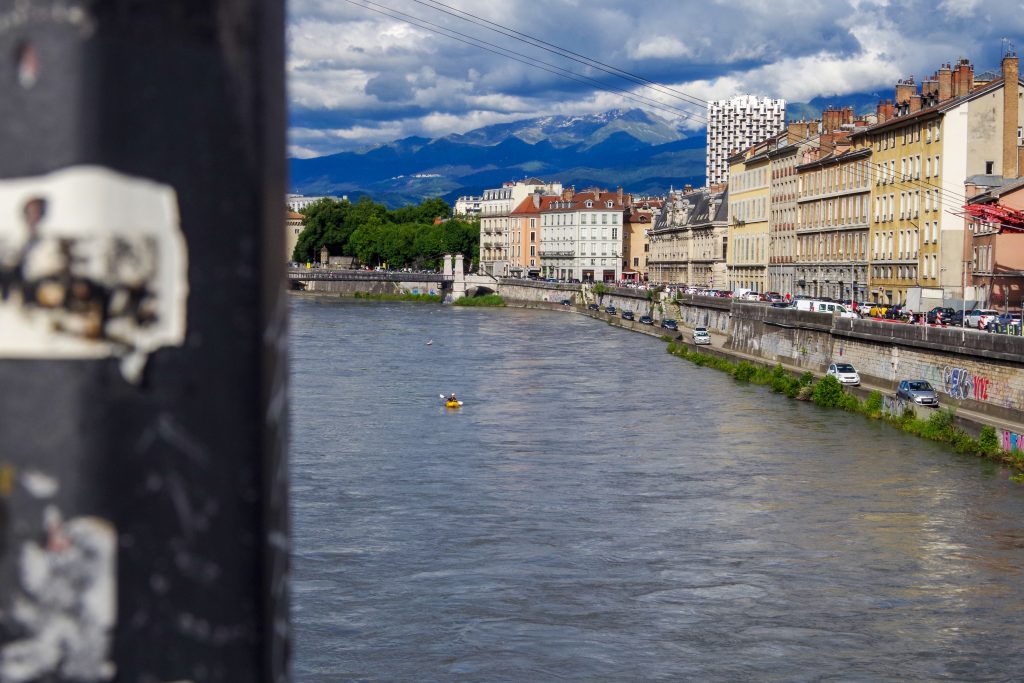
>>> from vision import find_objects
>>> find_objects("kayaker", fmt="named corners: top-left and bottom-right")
top-left (448, 393), bottom-right (457, 403)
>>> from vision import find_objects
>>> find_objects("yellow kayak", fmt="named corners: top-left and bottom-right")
top-left (445, 400), bottom-right (462, 408)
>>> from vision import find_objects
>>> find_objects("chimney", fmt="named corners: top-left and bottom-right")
top-left (876, 99), bottom-right (894, 123)
top-left (1003, 51), bottom-right (1020, 178)
top-left (953, 58), bottom-right (974, 97)
top-left (562, 187), bottom-right (574, 201)
top-left (938, 63), bottom-right (953, 101)
top-left (895, 77), bottom-right (916, 106)
top-left (909, 94), bottom-right (923, 113)
top-left (617, 186), bottom-right (623, 205)
top-left (533, 189), bottom-right (542, 209)
top-left (822, 107), bottom-right (842, 133)
top-left (921, 79), bottom-right (938, 101)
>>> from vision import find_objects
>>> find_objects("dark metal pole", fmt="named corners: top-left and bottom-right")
top-left (0, 2), bottom-right (288, 681)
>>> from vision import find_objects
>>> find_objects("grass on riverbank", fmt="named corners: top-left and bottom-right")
top-left (453, 294), bottom-right (505, 307)
top-left (352, 292), bottom-right (442, 302)
top-left (666, 341), bottom-right (1023, 475)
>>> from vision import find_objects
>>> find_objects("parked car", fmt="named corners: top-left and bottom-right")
top-left (926, 307), bottom-right (956, 324)
top-left (826, 362), bottom-right (861, 386)
top-left (605, 305), bottom-right (617, 315)
top-left (587, 303), bottom-right (600, 310)
top-left (966, 308), bottom-right (999, 329)
top-left (896, 379), bottom-right (940, 407)
top-left (883, 304), bottom-right (905, 320)
top-left (560, 299), bottom-right (572, 306)
top-left (639, 315), bottom-right (654, 325)
top-left (988, 312), bottom-right (1022, 332)
top-left (692, 327), bottom-right (711, 345)
top-left (660, 319), bottom-right (678, 330)
top-left (764, 293), bottom-right (785, 304)
top-left (621, 310), bottom-right (635, 321)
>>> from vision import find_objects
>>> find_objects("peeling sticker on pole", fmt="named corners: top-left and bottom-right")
top-left (0, 504), bottom-right (117, 682)
top-left (0, 166), bottom-right (187, 382)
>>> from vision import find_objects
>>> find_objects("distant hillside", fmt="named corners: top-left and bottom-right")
top-left (291, 97), bottom-right (880, 207)
top-left (290, 109), bottom-right (705, 208)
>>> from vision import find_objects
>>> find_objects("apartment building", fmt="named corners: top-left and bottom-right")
top-left (851, 54), bottom-right (1023, 304)
top-left (286, 193), bottom-right (346, 212)
top-left (538, 188), bottom-right (626, 282)
top-left (479, 178), bottom-right (563, 276)
top-left (507, 190), bottom-right (549, 277)
top-left (706, 95), bottom-right (786, 185)
top-left (727, 144), bottom-right (772, 292)
top-left (623, 197), bottom-right (660, 282)
top-left (795, 145), bottom-right (873, 300)
top-left (453, 195), bottom-right (482, 217)
top-left (963, 176), bottom-right (1024, 308)
top-left (647, 186), bottom-right (728, 287)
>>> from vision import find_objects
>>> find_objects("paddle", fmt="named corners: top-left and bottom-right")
top-left (439, 394), bottom-right (464, 406)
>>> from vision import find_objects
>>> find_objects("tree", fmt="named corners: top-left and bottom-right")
top-left (292, 198), bottom-right (350, 262)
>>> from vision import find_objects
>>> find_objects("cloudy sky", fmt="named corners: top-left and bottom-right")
top-left (286, 0), bottom-right (1024, 158)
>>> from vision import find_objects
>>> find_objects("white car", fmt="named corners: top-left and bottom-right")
top-left (693, 327), bottom-right (711, 345)
top-left (966, 309), bottom-right (999, 329)
top-left (826, 362), bottom-right (861, 386)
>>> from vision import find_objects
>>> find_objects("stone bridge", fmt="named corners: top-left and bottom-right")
top-left (289, 253), bottom-right (503, 300)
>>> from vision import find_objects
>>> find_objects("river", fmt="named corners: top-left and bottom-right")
top-left (289, 296), bottom-right (1024, 682)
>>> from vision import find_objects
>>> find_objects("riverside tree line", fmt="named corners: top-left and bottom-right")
top-left (292, 196), bottom-right (479, 271)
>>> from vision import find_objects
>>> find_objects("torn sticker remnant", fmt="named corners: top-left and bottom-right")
top-left (0, 505), bottom-right (116, 682)
top-left (0, 165), bottom-right (187, 382)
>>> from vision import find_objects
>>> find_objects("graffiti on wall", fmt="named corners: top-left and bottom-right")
top-left (999, 429), bottom-right (1023, 452)
top-left (882, 395), bottom-right (911, 417)
top-left (925, 364), bottom-right (1022, 411)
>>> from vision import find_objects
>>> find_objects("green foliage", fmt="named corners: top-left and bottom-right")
top-left (978, 426), bottom-right (1000, 455)
top-left (862, 391), bottom-right (883, 417)
top-left (292, 196), bottom-right (477, 270)
top-left (453, 294), bottom-right (505, 307)
top-left (591, 282), bottom-right (609, 299)
top-left (732, 361), bottom-right (756, 382)
top-left (797, 385), bottom-right (814, 401)
top-left (811, 375), bottom-right (847, 408)
top-left (798, 372), bottom-right (815, 386)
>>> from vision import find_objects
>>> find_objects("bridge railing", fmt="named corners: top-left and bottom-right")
top-left (288, 268), bottom-right (449, 283)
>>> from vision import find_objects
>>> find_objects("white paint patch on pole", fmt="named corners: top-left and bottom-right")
top-left (0, 165), bottom-right (187, 382)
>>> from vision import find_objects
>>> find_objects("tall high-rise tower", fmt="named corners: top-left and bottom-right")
top-left (706, 95), bottom-right (786, 185)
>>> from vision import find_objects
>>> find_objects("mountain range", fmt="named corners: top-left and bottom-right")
top-left (289, 99), bottom-right (879, 209)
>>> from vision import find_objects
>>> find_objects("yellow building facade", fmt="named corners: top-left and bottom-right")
top-left (727, 149), bottom-right (771, 292)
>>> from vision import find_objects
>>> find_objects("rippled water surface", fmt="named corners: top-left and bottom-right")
top-left (290, 296), bottom-right (1024, 682)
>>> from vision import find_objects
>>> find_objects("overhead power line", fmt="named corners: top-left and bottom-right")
top-left (410, 0), bottom-right (710, 110)
top-left (341, 0), bottom-right (707, 123)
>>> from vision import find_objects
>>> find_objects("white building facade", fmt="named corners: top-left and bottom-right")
top-left (286, 193), bottom-right (347, 212)
top-left (453, 195), bottom-right (482, 217)
top-left (539, 189), bottom-right (625, 282)
top-left (706, 95), bottom-right (786, 186)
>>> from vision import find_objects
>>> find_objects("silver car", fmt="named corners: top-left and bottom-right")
top-left (896, 379), bottom-right (939, 407)
top-left (827, 362), bottom-right (860, 386)
top-left (693, 327), bottom-right (711, 345)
